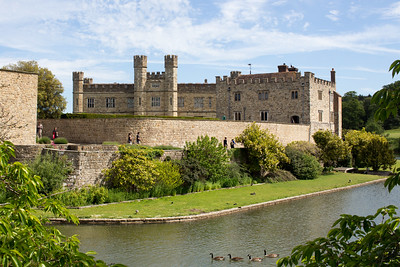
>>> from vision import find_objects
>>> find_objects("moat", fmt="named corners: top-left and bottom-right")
top-left (57, 181), bottom-right (400, 266)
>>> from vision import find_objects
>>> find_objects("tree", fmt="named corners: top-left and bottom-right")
top-left (312, 130), bottom-right (349, 167)
top-left (277, 59), bottom-right (400, 266)
top-left (2, 61), bottom-right (66, 118)
top-left (345, 129), bottom-right (395, 171)
top-left (0, 141), bottom-right (121, 266)
top-left (342, 91), bottom-right (366, 130)
top-left (236, 122), bottom-right (288, 176)
top-left (179, 135), bottom-right (230, 186)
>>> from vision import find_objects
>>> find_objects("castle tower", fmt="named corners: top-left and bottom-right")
top-left (133, 55), bottom-right (147, 115)
top-left (73, 72), bottom-right (84, 113)
top-left (164, 55), bottom-right (178, 116)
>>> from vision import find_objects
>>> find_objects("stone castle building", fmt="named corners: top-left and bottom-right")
top-left (73, 55), bottom-right (341, 136)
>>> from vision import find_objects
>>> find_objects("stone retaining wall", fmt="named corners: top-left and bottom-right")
top-left (40, 118), bottom-right (311, 147)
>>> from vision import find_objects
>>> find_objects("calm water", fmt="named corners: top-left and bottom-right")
top-left (57, 181), bottom-right (400, 266)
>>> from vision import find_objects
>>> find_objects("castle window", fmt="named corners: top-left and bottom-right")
top-left (151, 97), bottom-right (161, 107)
top-left (291, 116), bottom-right (300, 124)
top-left (234, 112), bottom-right (242, 121)
top-left (291, 90), bottom-right (298, 99)
top-left (260, 111), bottom-right (268, 121)
top-left (330, 111), bottom-right (335, 122)
top-left (127, 97), bottom-right (134, 108)
top-left (208, 97), bottom-right (212, 108)
top-left (106, 98), bottom-right (115, 108)
top-left (234, 92), bottom-right (241, 101)
top-left (258, 91), bottom-right (268, 100)
top-left (194, 97), bottom-right (204, 108)
top-left (170, 97), bottom-right (172, 105)
top-left (139, 98), bottom-right (141, 106)
top-left (318, 110), bottom-right (323, 122)
top-left (178, 97), bottom-right (184, 107)
top-left (87, 98), bottom-right (94, 108)
top-left (151, 83), bottom-right (160, 88)
top-left (318, 90), bottom-right (323, 100)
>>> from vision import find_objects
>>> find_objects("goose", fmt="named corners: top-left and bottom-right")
top-left (210, 253), bottom-right (224, 261)
top-left (247, 254), bottom-right (263, 262)
top-left (264, 250), bottom-right (279, 258)
top-left (227, 254), bottom-right (243, 261)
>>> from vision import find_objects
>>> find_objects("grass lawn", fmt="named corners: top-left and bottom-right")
top-left (56, 172), bottom-right (386, 220)
top-left (385, 128), bottom-right (400, 139)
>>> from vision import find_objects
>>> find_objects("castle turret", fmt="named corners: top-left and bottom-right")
top-left (73, 72), bottom-right (84, 113)
top-left (164, 55), bottom-right (178, 116)
top-left (134, 55), bottom-right (147, 115)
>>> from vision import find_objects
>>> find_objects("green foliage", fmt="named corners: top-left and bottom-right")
top-left (2, 61), bottom-right (66, 119)
top-left (0, 140), bottom-right (119, 266)
top-left (285, 147), bottom-right (322, 180)
top-left (53, 186), bottom-right (109, 207)
top-left (277, 205), bottom-right (400, 266)
top-left (313, 130), bottom-right (349, 167)
top-left (285, 141), bottom-right (320, 158)
top-left (265, 169), bottom-right (297, 183)
top-left (365, 118), bottom-right (384, 134)
top-left (37, 136), bottom-right (51, 144)
top-left (345, 129), bottom-right (396, 171)
top-left (53, 137), bottom-right (68, 144)
top-left (236, 122), bottom-right (289, 176)
top-left (179, 135), bottom-right (230, 186)
top-left (372, 80), bottom-right (400, 123)
top-left (342, 91), bottom-right (366, 130)
top-left (104, 145), bottom-right (182, 194)
top-left (28, 152), bottom-right (73, 194)
top-left (152, 145), bottom-right (181, 150)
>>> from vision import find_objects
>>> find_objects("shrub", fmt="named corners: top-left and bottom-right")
top-left (236, 122), bottom-right (289, 176)
top-left (53, 137), bottom-right (68, 144)
top-left (38, 136), bottom-right (51, 144)
top-left (313, 130), bottom-right (350, 167)
top-left (285, 141), bottom-right (320, 158)
top-left (153, 145), bottom-right (181, 150)
top-left (28, 152), bottom-right (73, 194)
top-left (179, 135), bottom-right (230, 186)
top-left (53, 186), bottom-right (109, 207)
top-left (286, 148), bottom-right (322, 180)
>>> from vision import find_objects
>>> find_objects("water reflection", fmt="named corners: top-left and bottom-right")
top-left (57, 182), bottom-right (400, 267)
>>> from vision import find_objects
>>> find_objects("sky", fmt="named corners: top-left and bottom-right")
top-left (1, 0), bottom-right (400, 113)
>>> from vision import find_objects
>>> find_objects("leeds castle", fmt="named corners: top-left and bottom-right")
top-left (73, 55), bottom-right (342, 137)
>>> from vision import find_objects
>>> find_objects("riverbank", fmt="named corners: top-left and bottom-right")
top-left (48, 172), bottom-right (388, 224)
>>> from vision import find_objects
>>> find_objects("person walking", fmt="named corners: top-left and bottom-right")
top-left (136, 132), bottom-right (141, 144)
top-left (127, 132), bottom-right (133, 145)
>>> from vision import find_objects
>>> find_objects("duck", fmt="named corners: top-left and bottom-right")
top-left (210, 253), bottom-right (224, 261)
top-left (247, 254), bottom-right (263, 262)
top-left (264, 250), bottom-right (279, 258)
top-left (227, 254), bottom-right (244, 261)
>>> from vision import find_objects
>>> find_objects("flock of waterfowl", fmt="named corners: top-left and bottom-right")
top-left (210, 250), bottom-right (279, 262)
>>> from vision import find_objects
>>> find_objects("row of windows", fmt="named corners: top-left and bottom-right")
top-left (234, 90), bottom-right (300, 101)
top-left (233, 90), bottom-right (325, 101)
top-left (86, 97), bottom-right (213, 109)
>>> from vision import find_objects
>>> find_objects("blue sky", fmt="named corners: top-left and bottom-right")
top-left (1, 0), bottom-right (400, 113)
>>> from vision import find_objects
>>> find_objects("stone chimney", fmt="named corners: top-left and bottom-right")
top-left (331, 68), bottom-right (336, 83)
top-left (278, 63), bottom-right (289, 73)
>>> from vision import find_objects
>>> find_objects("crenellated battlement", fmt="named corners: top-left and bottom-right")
top-left (164, 55), bottom-right (178, 68)
top-left (216, 72), bottom-right (302, 85)
top-left (72, 71), bottom-right (84, 81)
top-left (134, 55), bottom-right (147, 68)
top-left (83, 78), bottom-right (93, 84)
top-left (147, 71), bottom-right (165, 79)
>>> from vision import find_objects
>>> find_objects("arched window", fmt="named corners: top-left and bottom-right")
top-left (291, 115), bottom-right (300, 124)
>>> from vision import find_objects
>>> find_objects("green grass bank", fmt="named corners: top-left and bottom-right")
top-left (52, 172), bottom-right (386, 221)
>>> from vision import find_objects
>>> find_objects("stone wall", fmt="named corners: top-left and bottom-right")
top-left (14, 144), bottom-right (184, 187)
top-left (41, 118), bottom-right (311, 147)
top-left (0, 69), bottom-right (38, 145)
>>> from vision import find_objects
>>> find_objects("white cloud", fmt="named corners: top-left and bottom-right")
top-left (381, 1), bottom-right (400, 19)
top-left (283, 10), bottom-right (304, 26)
top-left (326, 9), bottom-right (340, 21)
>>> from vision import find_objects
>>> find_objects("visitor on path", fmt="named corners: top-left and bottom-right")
top-left (136, 132), bottom-right (141, 144)
top-left (223, 137), bottom-right (228, 148)
top-left (127, 132), bottom-right (133, 145)
top-left (52, 127), bottom-right (58, 140)
top-left (37, 122), bottom-right (43, 138)
top-left (230, 139), bottom-right (236, 149)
